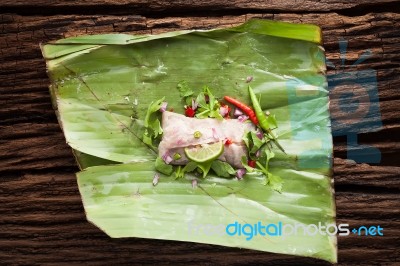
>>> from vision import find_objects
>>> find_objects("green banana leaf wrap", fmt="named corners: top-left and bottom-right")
top-left (41, 19), bottom-right (336, 262)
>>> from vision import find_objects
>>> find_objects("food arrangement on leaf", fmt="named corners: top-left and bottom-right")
top-left (41, 19), bottom-right (336, 263)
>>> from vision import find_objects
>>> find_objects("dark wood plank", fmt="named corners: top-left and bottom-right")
top-left (1, 8), bottom-right (399, 266)
top-left (0, 0), bottom-right (398, 13)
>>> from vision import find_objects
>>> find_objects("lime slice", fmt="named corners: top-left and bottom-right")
top-left (184, 141), bottom-right (224, 163)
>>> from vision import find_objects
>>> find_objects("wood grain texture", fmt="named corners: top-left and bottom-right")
top-left (1, 2), bottom-right (399, 265)
top-left (1, 0), bottom-right (399, 14)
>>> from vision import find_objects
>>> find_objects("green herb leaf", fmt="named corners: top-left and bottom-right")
top-left (143, 133), bottom-right (153, 147)
top-left (175, 162), bottom-right (198, 179)
top-left (267, 114), bottom-right (278, 129)
top-left (242, 131), bottom-right (266, 157)
top-left (205, 87), bottom-right (215, 110)
top-left (242, 132), bottom-right (251, 149)
top-left (183, 162), bottom-right (198, 173)
top-left (264, 148), bottom-right (275, 168)
top-left (196, 92), bottom-right (207, 108)
top-left (152, 119), bottom-right (163, 136)
top-left (143, 97), bottom-right (165, 147)
top-left (144, 97), bottom-right (165, 128)
top-left (177, 80), bottom-right (194, 98)
top-left (175, 166), bottom-right (183, 179)
top-left (250, 131), bottom-right (266, 154)
top-left (209, 109), bottom-right (222, 119)
top-left (211, 160), bottom-right (236, 178)
top-left (155, 157), bottom-right (173, 175)
top-left (195, 87), bottom-right (223, 120)
top-left (255, 149), bottom-right (284, 193)
top-left (196, 161), bottom-right (213, 178)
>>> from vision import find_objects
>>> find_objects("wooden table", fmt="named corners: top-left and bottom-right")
top-left (1, 1), bottom-right (399, 265)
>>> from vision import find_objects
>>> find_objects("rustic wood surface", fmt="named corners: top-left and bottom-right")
top-left (1, 1), bottom-right (399, 265)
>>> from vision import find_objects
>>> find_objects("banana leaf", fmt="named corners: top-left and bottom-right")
top-left (41, 19), bottom-right (336, 263)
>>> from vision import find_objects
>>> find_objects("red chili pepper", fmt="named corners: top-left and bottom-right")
top-left (185, 106), bottom-right (196, 117)
top-left (224, 96), bottom-right (259, 125)
top-left (224, 138), bottom-right (233, 146)
top-left (248, 160), bottom-right (256, 168)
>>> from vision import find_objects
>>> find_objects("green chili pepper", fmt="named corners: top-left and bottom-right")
top-left (193, 131), bottom-right (202, 138)
top-left (248, 86), bottom-right (270, 132)
top-left (248, 86), bottom-right (286, 153)
top-left (173, 153), bottom-right (182, 160)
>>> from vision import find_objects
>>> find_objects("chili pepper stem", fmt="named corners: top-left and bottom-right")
top-left (271, 135), bottom-right (286, 154)
top-left (264, 129), bottom-right (286, 153)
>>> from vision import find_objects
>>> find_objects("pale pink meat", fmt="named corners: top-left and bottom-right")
top-left (158, 111), bottom-right (255, 168)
